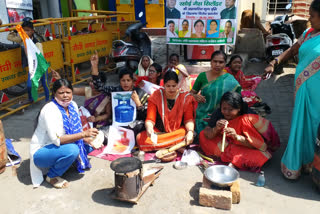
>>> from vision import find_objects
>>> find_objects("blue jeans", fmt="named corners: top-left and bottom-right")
top-left (33, 144), bottom-right (79, 178)
top-left (27, 69), bottom-right (50, 102)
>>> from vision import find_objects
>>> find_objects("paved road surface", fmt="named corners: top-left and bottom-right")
top-left (0, 39), bottom-right (319, 213)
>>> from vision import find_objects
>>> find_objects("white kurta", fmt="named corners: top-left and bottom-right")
top-left (29, 101), bottom-right (79, 187)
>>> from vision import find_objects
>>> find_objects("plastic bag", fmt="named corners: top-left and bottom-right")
top-left (79, 106), bottom-right (93, 130)
top-left (181, 149), bottom-right (202, 166)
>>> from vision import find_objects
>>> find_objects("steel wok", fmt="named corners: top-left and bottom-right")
top-left (204, 165), bottom-right (239, 187)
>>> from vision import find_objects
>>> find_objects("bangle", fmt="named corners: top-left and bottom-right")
top-left (269, 58), bottom-right (279, 67)
top-left (236, 135), bottom-right (242, 142)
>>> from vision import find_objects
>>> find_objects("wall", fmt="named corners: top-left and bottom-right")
top-left (97, 0), bottom-right (109, 10)
top-left (60, 0), bottom-right (70, 17)
top-left (0, 0), bottom-right (9, 43)
top-left (293, 0), bottom-right (312, 18)
top-left (74, 0), bottom-right (91, 16)
top-left (238, 0), bottom-right (267, 22)
top-left (39, 0), bottom-right (61, 18)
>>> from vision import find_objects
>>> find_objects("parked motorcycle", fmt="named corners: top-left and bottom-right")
top-left (111, 19), bottom-right (151, 71)
top-left (265, 4), bottom-right (295, 72)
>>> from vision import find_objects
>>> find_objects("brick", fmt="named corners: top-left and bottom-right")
top-left (202, 175), bottom-right (212, 189)
top-left (199, 187), bottom-right (232, 210)
top-left (230, 180), bottom-right (240, 204)
top-left (202, 176), bottom-right (240, 204)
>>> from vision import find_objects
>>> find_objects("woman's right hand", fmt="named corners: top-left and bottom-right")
top-left (263, 64), bottom-right (274, 79)
top-left (51, 68), bottom-right (61, 80)
top-left (138, 81), bottom-right (145, 88)
top-left (90, 51), bottom-right (99, 67)
top-left (193, 92), bottom-right (206, 103)
top-left (146, 128), bottom-right (154, 138)
top-left (82, 128), bottom-right (99, 138)
top-left (90, 51), bottom-right (99, 75)
top-left (216, 119), bottom-right (228, 131)
top-left (87, 116), bottom-right (96, 123)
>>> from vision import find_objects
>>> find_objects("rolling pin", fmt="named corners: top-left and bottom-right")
top-left (155, 140), bottom-right (188, 159)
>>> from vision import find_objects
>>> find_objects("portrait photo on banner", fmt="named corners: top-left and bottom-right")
top-left (178, 19), bottom-right (191, 38)
top-left (206, 19), bottom-right (220, 38)
top-left (111, 91), bottom-right (136, 127)
top-left (166, 0), bottom-right (238, 45)
top-left (191, 19), bottom-right (206, 38)
top-left (167, 19), bottom-right (179, 38)
top-left (219, 19), bottom-right (235, 43)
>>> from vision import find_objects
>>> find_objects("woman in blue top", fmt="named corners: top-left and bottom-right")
top-left (264, 0), bottom-right (320, 180)
top-left (206, 20), bottom-right (219, 38)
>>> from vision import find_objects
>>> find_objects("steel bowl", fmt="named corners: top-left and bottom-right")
top-left (204, 165), bottom-right (239, 187)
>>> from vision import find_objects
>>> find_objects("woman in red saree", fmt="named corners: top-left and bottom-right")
top-left (137, 72), bottom-right (195, 151)
top-left (225, 55), bottom-right (263, 107)
top-left (199, 92), bottom-right (280, 170)
top-left (135, 63), bottom-right (162, 88)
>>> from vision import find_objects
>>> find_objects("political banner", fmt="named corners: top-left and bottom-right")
top-left (166, 0), bottom-right (239, 45)
top-left (6, 0), bottom-right (33, 10)
top-left (7, 8), bottom-right (33, 23)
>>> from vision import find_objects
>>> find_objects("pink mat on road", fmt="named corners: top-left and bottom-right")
top-left (88, 145), bottom-right (181, 162)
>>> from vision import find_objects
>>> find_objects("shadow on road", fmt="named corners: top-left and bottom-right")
top-left (92, 188), bottom-right (134, 208)
top-left (189, 182), bottom-right (201, 206)
top-left (16, 159), bottom-right (32, 185)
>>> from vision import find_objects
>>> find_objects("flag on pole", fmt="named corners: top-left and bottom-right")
top-left (44, 28), bottom-right (50, 38)
top-left (16, 25), bottom-right (50, 101)
top-left (0, 93), bottom-right (9, 103)
top-left (71, 24), bottom-right (77, 33)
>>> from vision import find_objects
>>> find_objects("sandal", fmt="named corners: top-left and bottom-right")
top-left (46, 176), bottom-right (69, 189)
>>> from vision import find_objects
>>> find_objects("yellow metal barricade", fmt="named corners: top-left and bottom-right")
top-left (0, 19), bottom-right (64, 89)
top-left (0, 13), bottom-right (137, 119)
top-left (42, 39), bottom-right (64, 71)
top-left (145, 0), bottom-right (165, 28)
top-left (63, 30), bottom-right (112, 82)
top-left (116, 0), bottom-right (136, 21)
top-left (0, 39), bottom-right (64, 91)
top-left (0, 48), bottom-right (26, 90)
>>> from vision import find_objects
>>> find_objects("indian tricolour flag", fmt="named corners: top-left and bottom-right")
top-left (16, 25), bottom-right (49, 101)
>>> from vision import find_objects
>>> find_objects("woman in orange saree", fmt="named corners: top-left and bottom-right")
top-left (199, 92), bottom-right (280, 170)
top-left (137, 72), bottom-right (195, 151)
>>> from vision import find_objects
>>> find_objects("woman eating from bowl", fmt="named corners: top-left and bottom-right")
top-left (199, 92), bottom-right (280, 170)
top-left (190, 50), bottom-right (241, 133)
top-left (137, 72), bottom-right (195, 151)
top-left (30, 79), bottom-right (99, 188)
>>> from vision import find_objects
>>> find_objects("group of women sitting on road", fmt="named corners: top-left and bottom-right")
top-left (30, 49), bottom-right (282, 189)
top-left (28, 0), bottom-right (320, 194)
